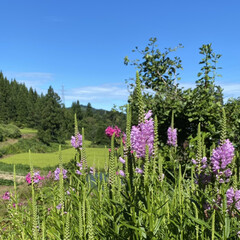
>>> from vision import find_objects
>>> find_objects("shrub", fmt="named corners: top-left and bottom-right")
top-left (0, 124), bottom-right (21, 140)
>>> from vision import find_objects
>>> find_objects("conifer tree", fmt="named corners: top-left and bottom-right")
top-left (37, 86), bottom-right (65, 144)
top-left (71, 100), bottom-right (83, 120)
top-left (86, 102), bottom-right (93, 117)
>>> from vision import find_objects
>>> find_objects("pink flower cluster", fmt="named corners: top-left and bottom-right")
top-left (105, 126), bottom-right (121, 138)
top-left (131, 110), bottom-right (154, 158)
top-left (2, 191), bottom-right (10, 200)
top-left (26, 171), bottom-right (45, 184)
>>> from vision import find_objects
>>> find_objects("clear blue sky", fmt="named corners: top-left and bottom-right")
top-left (0, 0), bottom-right (240, 110)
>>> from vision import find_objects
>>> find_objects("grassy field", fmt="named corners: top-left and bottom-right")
top-left (0, 147), bottom-right (108, 168)
top-left (20, 128), bottom-right (38, 134)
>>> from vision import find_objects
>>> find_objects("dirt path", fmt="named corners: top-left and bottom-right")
top-left (0, 173), bottom-right (25, 183)
top-left (21, 133), bottom-right (36, 139)
top-left (0, 133), bottom-right (36, 151)
top-left (0, 139), bottom-right (18, 148)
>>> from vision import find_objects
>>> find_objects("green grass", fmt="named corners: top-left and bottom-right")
top-left (0, 138), bottom-right (72, 155)
top-left (0, 147), bottom-right (108, 168)
top-left (0, 162), bottom-right (30, 175)
top-left (20, 128), bottom-right (38, 134)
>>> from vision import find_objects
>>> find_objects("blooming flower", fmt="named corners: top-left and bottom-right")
top-left (77, 162), bottom-right (83, 168)
top-left (226, 187), bottom-right (235, 206)
top-left (33, 171), bottom-right (44, 183)
top-left (56, 204), bottom-right (62, 210)
top-left (76, 170), bottom-right (82, 175)
top-left (131, 110), bottom-right (154, 158)
top-left (119, 170), bottom-right (125, 177)
top-left (26, 173), bottom-right (31, 184)
top-left (192, 157), bottom-right (211, 185)
top-left (135, 168), bottom-right (143, 174)
top-left (46, 171), bottom-right (52, 179)
top-left (226, 187), bottom-right (240, 211)
top-left (25, 171), bottom-right (45, 184)
top-left (105, 126), bottom-right (121, 138)
top-left (2, 191), bottom-right (10, 200)
top-left (90, 167), bottom-right (94, 175)
top-left (211, 139), bottom-right (234, 183)
top-left (144, 110), bottom-right (152, 120)
top-left (71, 133), bottom-right (82, 149)
top-left (122, 132), bottom-right (126, 145)
top-left (119, 157), bottom-right (125, 164)
top-left (54, 168), bottom-right (67, 180)
top-left (167, 127), bottom-right (177, 147)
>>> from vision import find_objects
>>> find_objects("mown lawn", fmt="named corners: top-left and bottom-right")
top-left (0, 147), bottom-right (108, 168)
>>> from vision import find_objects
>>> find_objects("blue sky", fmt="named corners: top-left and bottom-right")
top-left (0, 0), bottom-right (240, 110)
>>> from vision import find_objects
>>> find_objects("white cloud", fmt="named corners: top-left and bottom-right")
top-left (65, 85), bottom-right (129, 102)
top-left (221, 84), bottom-right (240, 99)
top-left (4, 71), bottom-right (54, 93)
top-left (63, 84), bottom-right (130, 110)
top-left (180, 81), bottom-right (240, 101)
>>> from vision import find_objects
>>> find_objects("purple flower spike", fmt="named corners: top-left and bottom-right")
top-left (119, 157), bottom-right (126, 164)
top-left (235, 190), bottom-right (240, 210)
top-left (144, 110), bottom-right (152, 120)
top-left (211, 139), bottom-right (234, 183)
top-left (192, 159), bottom-right (197, 165)
top-left (54, 167), bottom-right (68, 180)
top-left (135, 168), bottom-right (143, 174)
top-left (77, 162), bottom-right (82, 168)
top-left (131, 111), bottom-right (154, 158)
top-left (90, 167), bottom-right (94, 175)
top-left (56, 204), bottom-right (62, 210)
top-left (119, 170), bottom-right (125, 177)
top-left (167, 127), bottom-right (177, 147)
top-left (226, 187), bottom-right (240, 211)
top-left (71, 133), bottom-right (82, 149)
top-left (227, 190), bottom-right (232, 204)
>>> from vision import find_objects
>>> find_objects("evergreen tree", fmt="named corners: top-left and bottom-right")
top-left (71, 100), bottom-right (83, 120)
top-left (37, 86), bottom-right (65, 144)
top-left (0, 73), bottom-right (8, 123)
top-left (86, 103), bottom-right (93, 117)
top-left (27, 87), bottom-right (39, 127)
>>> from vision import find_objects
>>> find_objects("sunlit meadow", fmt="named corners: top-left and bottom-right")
top-left (1, 72), bottom-right (240, 240)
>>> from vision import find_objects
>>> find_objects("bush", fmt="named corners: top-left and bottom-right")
top-left (0, 124), bottom-right (21, 140)
top-left (0, 179), bottom-right (15, 186)
top-left (0, 131), bottom-right (3, 142)
top-left (0, 162), bottom-right (30, 175)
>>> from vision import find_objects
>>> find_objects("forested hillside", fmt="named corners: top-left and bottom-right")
top-left (0, 72), bottom-right (125, 145)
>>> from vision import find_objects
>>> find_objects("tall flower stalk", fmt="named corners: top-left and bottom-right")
top-left (211, 139), bottom-right (234, 183)
top-left (136, 71), bottom-right (144, 123)
top-left (131, 110), bottom-right (154, 158)
top-left (167, 111), bottom-right (177, 147)
top-left (30, 150), bottom-right (38, 240)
